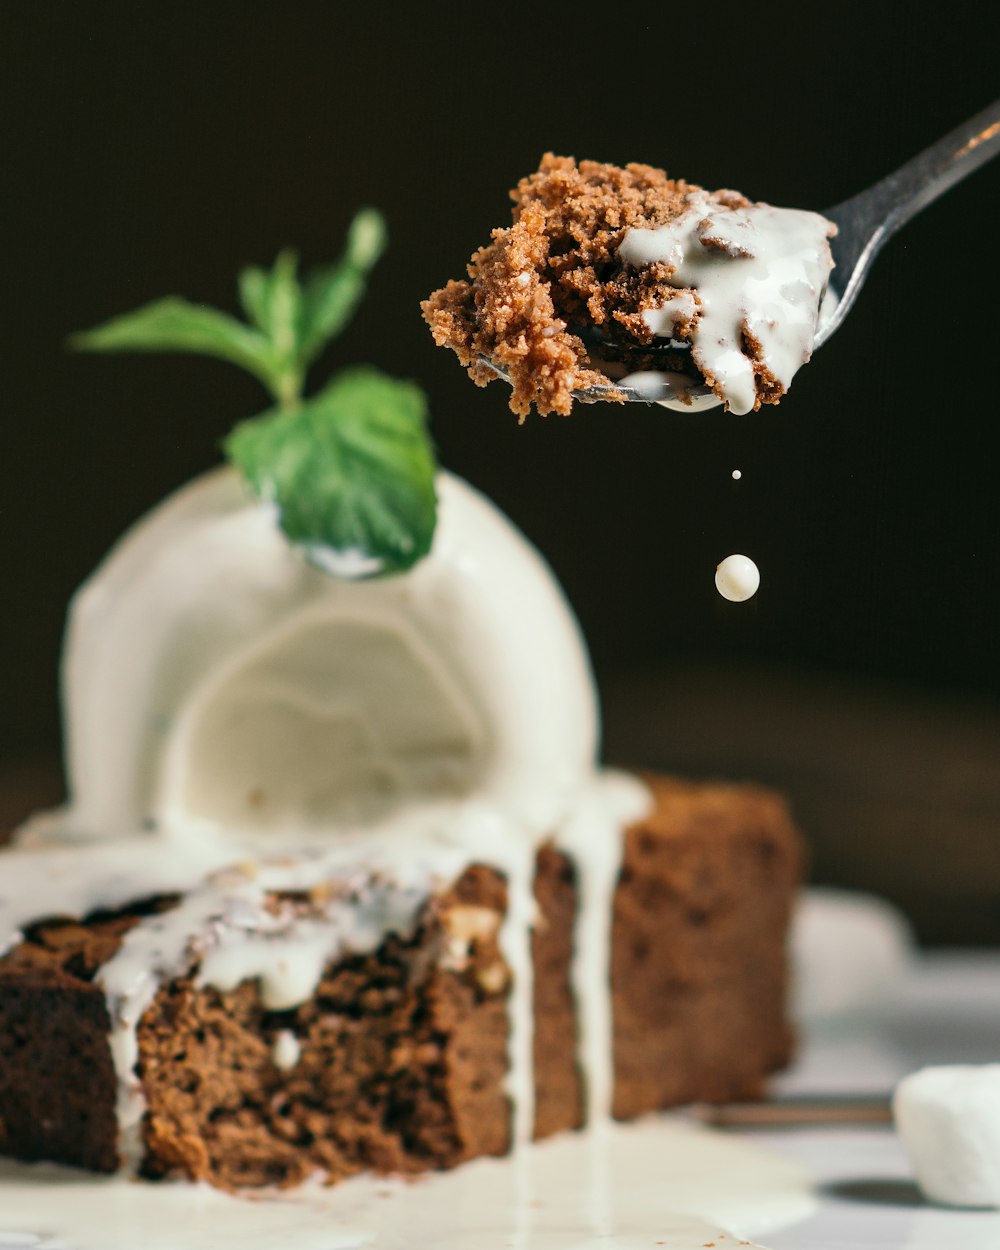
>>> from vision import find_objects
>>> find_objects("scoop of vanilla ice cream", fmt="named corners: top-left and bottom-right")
top-left (791, 887), bottom-right (916, 1025)
top-left (55, 468), bottom-right (598, 845)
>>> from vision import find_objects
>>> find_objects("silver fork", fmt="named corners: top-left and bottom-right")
top-left (481, 98), bottom-right (1000, 408)
top-left (815, 97), bottom-right (1000, 347)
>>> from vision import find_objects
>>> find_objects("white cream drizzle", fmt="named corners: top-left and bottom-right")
top-left (98, 834), bottom-right (473, 1167)
top-left (619, 195), bottom-right (835, 415)
top-left (640, 289), bottom-right (699, 337)
top-left (499, 834), bottom-right (539, 1144)
top-left (2, 467), bottom-right (655, 1182)
top-left (559, 773), bottom-right (650, 1122)
top-left (271, 1029), bottom-right (301, 1071)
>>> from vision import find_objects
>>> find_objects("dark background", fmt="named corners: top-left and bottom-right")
top-left (2, 5), bottom-right (999, 938)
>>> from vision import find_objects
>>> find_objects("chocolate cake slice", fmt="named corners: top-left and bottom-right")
top-left (0, 778), bottom-right (800, 1190)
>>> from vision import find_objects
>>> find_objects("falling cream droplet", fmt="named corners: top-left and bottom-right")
top-left (715, 554), bottom-right (760, 602)
top-left (732, 469), bottom-right (742, 480)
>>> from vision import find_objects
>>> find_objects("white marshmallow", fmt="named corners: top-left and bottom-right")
top-left (894, 1065), bottom-right (1000, 1206)
top-left (791, 888), bottom-right (915, 1025)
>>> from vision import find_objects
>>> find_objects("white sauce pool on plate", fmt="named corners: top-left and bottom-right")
top-left (0, 1116), bottom-right (815, 1250)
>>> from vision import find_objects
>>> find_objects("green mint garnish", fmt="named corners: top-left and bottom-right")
top-left (227, 367), bottom-right (436, 576)
top-left (72, 209), bottom-right (436, 576)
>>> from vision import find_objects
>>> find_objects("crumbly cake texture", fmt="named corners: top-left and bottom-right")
top-left (0, 777), bottom-right (801, 1190)
top-left (422, 153), bottom-right (766, 419)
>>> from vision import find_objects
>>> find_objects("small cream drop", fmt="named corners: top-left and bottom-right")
top-left (271, 1029), bottom-right (302, 1071)
top-left (731, 469), bottom-right (742, 480)
top-left (715, 554), bottom-right (759, 603)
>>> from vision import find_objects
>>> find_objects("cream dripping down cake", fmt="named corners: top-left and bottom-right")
top-left (0, 212), bottom-right (802, 1191)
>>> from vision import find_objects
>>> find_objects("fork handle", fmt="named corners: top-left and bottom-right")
top-left (822, 97), bottom-right (1000, 335)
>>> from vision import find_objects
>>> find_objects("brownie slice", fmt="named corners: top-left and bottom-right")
top-left (0, 902), bottom-right (172, 1172)
top-left (136, 867), bottom-right (514, 1188)
top-left (612, 777), bottom-right (802, 1118)
top-left (0, 777), bottom-right (802, 1189)
top-left (0, 854), bottom-right (578, 1188)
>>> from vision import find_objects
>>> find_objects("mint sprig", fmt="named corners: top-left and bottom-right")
top-left (227, 367), bottom-right (436, 576)
top-left (72, 209), bottom-right (437, 577)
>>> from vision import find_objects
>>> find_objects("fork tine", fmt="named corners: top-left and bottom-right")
top-left (477, 355), bottom-right (718, 409)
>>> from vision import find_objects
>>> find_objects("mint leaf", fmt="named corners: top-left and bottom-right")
top-left (236, 250), bottom-right (304, 406)
top-left (237, 266), bottom-right (272, 333)
top-left (73, 211), bottom-right (388, 412)
top-left (71, 296), bottom-right (278, 394)
top-left (263, 250), bottom-right (302, 360)
top-left (238, 251), bottom-right (301, 348)
top-left (72, 212), bottom-right (439, 579)
top-left (299, 209), bottom-right (387, 366)
top-left (226, 365), bottom-right (436, 575)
